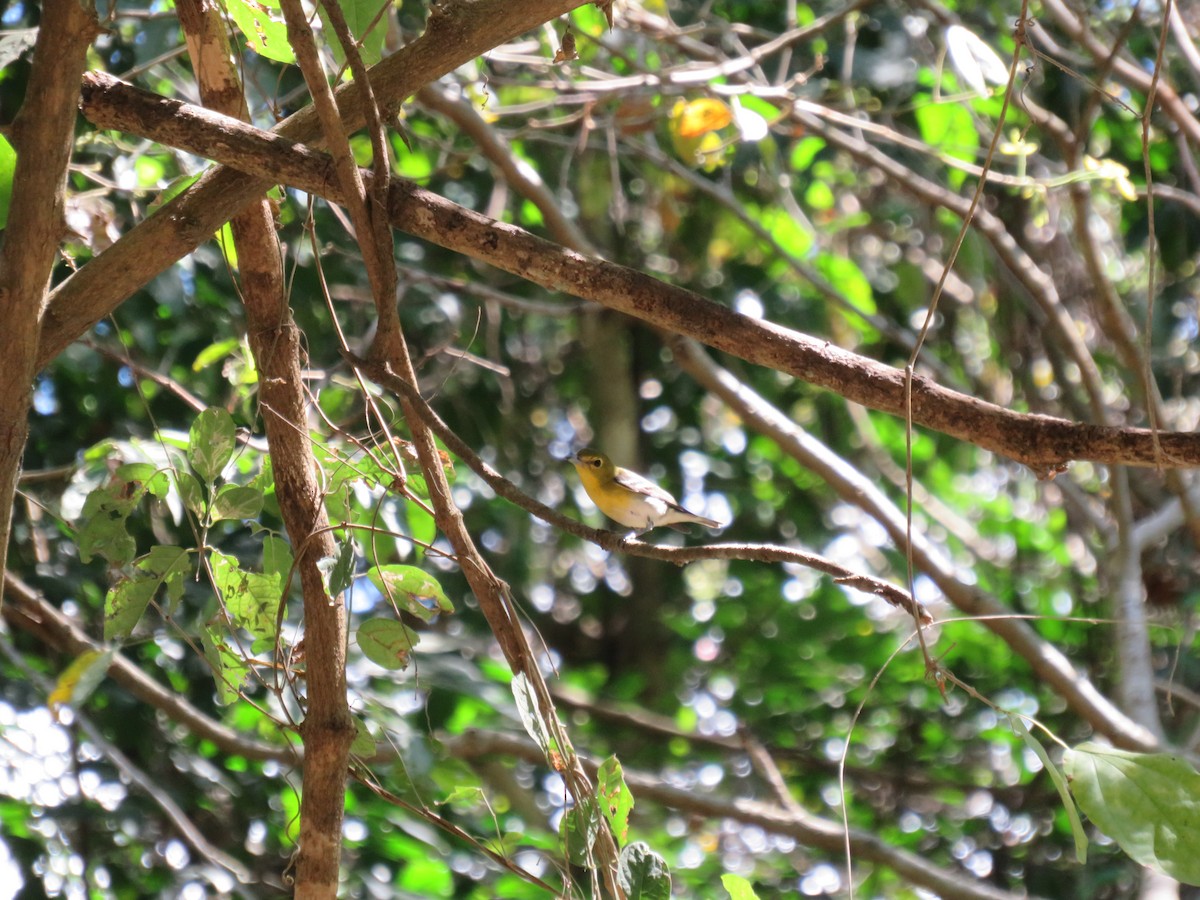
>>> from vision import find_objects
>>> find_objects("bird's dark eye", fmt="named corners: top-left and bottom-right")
top-left (591, 458), bottom-right (601, 468)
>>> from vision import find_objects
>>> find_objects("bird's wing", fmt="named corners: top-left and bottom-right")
top-left (612, 468), bottom-right (678, 505)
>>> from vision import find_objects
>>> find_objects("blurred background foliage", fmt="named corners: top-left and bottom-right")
top-left (2, 0), bottom-right (1200, 897)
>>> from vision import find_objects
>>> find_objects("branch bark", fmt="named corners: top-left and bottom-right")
top-left (0, 0), bottom-right (98, 610)
top-left (177, 1), bottom-right (351, 892)
top-left (38, 0), bottom-right (583, 370)
top-left (76, 72), bottom-right (1200, 474)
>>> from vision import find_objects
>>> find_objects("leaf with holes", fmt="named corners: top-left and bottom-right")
top-left (366, 564), bottom-right (452, 621)
top-left (211, 550), bottom-right (281, 640)
top-left (105, 546), bottom-right (191, 640)
top-left (188, 407), bottom-right (236, 483)
top-left (598, 755), bottom-right (634, 845)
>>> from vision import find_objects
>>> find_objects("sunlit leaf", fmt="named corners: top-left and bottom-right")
top-left (1066, 742), bottom-right (1200, 884)
top-left (357, 617), bottom-right (420, 670)
top-left (77, 478), bottom-right (143, 567)
top-left (0, 133), bottom-right (15, 229)
top-left (211, 549), bottom-right (282, 640)
top-left (0, 26), bottom-right (37, 69)
top-left (945, 24), bottom-right (1008, 99)
top-left (366, 564), bottom-right (453, 621)
top-left (318, 0), bottom-right (388, 68)
top-left (211, 484), bottom-right (264, 521)
top-left (48, 648), bottom-right (117, 716)
top-left (598, 755), bottom-right (635, 845)
top-left (914, 99), bottom-right (978, 188)
top-left (722, 874), bottom-right (763, 900)
top-left (192, 338), bottom-right (242, 372)
top-left (673, 98), bottom-right (733, 138)
top-left (189, 407), bottom-right (237, 484)
top-left (105, 546), bottom-right (191, 640)
top-left (222, 0), bottom-right (294, 63)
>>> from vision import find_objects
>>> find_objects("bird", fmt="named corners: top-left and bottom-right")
top-left (570, 448), bottom-right (722, 533)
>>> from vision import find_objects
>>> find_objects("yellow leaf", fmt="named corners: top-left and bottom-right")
top-left (49, 649), bottom-right (116, 719)
top-left (672, 98), bottom-right (732, 139)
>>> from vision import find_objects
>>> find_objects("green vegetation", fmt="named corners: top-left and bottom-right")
top-left (2, 1), bottom-right (1199, 897)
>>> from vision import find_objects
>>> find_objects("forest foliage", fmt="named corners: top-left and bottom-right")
top-left (3, 0), bottom-right (1200, 898)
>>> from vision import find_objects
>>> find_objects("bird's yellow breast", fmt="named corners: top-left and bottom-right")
top-left (572, 458), bottom-right (668, 529)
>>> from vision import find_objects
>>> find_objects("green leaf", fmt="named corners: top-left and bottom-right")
top-left (561, 796), bottom-right (602, 866)
top-left (366, 564), bottom-right (453, 622)
top-left (202, 627), bottom-right (250, 705)
top-left (789, 136), bottom-right (825, 173)
top-left (721, 874), bottom-right (762, 900)
top-left (351, 716), bottom-right (376, 756)
top-left (357, 617), bottom-right (420, 670)
top-left (318, 0), bottom-right (387, 68)
top-left (618, 841), bottom-right (672, 900)
top-left (598, 755), bottom-right (635, 845)
top-left (175, 470), bottom-right (206, 518)
top-left (211, 550), bottom-right (282, 640)
top-left (1065, 742), bottom-right (1200, 884)
top-left (77, 478), bottom-right (143, 566)
top-left (405, 501), bottom-right (437, 552)
top-left (211, 484), bottom-right (264, 521)
top-left (914, 98), bottom-right (978, 188)
top-left (751, 204), bottom-right (813, 260)
top-left (192, 338), bottom-right (242, 372)
top-left (222, 0), bottom-right (294, 63)
top-left (262, 534), bottom-right (294, 587)
top-left (188, 407), bottom-right (237, 483)
top-left (115, 463), bottom-right (171, 499)
top-left (105, 546), bottom-right (191, 640)
top-left (147, 172), bottom-right (201, 215)
top-left (1010, 716), bottom-right (1086, 863)
top-left (319, 536), bottom-right (357, 598)
top-left (0, 133), bottom-right (15, 229)
top-left (511, 671), bottom-right (557, 758)
top-left (442, 786), bottom-right (485, 807)
top-left (816, 252), bottom-right (875, 316)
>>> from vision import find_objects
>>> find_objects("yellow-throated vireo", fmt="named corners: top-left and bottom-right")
top-left (571, 448), bottom-right (722, 533)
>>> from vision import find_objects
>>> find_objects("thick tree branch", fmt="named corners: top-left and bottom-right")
top-left (39, 0), bottom-right (584, 370)
top-left (77, 73), bottom-right (1200, 473)
top-left (0, 0), bottom-right (98, 610)
top-left (176, 3), bottom-right (358, 893)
